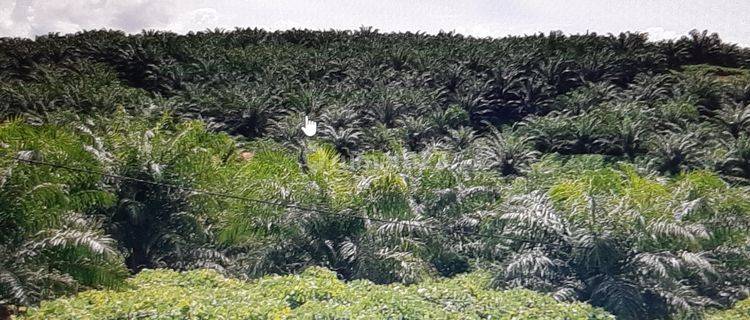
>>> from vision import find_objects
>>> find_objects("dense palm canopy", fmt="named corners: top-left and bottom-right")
top-left (1, 27), bottom-right (750, 319)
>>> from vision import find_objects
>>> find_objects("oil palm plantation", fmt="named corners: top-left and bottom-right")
top-left (2, 27), bottom-right (750, 319)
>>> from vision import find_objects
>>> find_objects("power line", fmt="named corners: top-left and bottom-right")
top-left (3, 155), bottom-right (592, 249)
top-left (8, 155), bottom-right (750, 259)
top-left (5, 156), bottom-right (750, 312)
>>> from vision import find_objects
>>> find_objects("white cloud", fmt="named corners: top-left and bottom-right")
top-left (0, 0), bottom-right (182, 36)
top-left (168, 7), bottom-right (220, 33)
top-left (644, 27), bottom-right (681, 42)
top-left (0, 0), bottom-right (31, 37)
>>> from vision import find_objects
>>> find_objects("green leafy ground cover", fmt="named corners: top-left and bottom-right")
top-left (22, 267), bottom-right (613, 319)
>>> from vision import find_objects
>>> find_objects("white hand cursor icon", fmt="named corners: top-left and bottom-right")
top-left (301, 116), bottom-right (317, 137)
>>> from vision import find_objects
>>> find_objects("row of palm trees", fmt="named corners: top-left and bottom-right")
top-left (0, 28), bottom-right (746, 118)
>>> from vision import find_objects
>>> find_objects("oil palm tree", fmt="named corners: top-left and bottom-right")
top-left (712, 102), bottom-right (750, 138)
top-left (720, 134), bottom-right (750, 181)
top-left (648, 128), bottom-right (703, 175)
top-left (319, 124), bottom-right (363, 160)
top-left (476, 128), bottom-right (539, 176)
top-left (596, 115), bottom-right (649, 159)
top-left (100, 115), bottom-right (235, 272)
top-left (681, 30), bottom-right (724, 64)
top-left (488, 187), bottom-right (722, 319)
top-left (0, 121), bottom-right (127, 305)
top-left (442, 127), bottom-right (477, 151)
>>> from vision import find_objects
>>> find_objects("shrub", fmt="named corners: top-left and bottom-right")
top-left (707, 298), bottom-right (750, 320)
top-left (22, 267), bottom-right (613, 319)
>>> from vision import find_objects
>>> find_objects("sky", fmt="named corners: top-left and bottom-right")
top-left (1, 0), bottom-right (748, 46)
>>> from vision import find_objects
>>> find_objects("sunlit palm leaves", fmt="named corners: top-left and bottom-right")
top-left (0, 120), bottom-right (126, 305)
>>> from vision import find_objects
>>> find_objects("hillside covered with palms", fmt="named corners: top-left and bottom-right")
top-left (2, 28), bottom-right (750, 319)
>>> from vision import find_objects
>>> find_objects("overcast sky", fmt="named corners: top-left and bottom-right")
top-left (1, 0), bottom-right (748, 46)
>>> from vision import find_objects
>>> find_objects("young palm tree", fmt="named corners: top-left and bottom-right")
top-left (319, 124), bottom-right (363, 160)
top-left (476, 128), bottom-right (539, 176)
top-left (442, 127), bottom-right (477, 151)
top-left (509, 74), bottom-right (554, 116)
top-left (100, 114), bottom-right (235, 272)
top-left (596, 115), bottom-right (649, 159)
top-left (624, 73), bottom-right (674, 105)
top-left (720, 135), bottom-right (750, 181)
top-left (560, 112), bottom-right (602, 154)
top-left (712, 102), bottom-right (750, 138)
top-left (486, 182), bottom-right (725, 319)
top-left (362, 86), bottom-right (409, 128)
top-left (648, 128), bottom-right (703, 175)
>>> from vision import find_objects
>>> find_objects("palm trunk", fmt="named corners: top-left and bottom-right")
top-left (0, 305), bottom-right (12, 320)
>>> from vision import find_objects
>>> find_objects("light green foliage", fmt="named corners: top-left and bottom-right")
top-left (306, 145), bottom-right (356, 207)
top-left (0, 120), bottom-right (127, 305)
top-left (679, 64), bottom-right (750, 83)
top-left (708, 298), bottom-right (750, 320)
top-left (0, 120), bottom-right (114, 232)
top-left (489, 155), bottom-right (750, 318)
top-left (23, 267), bottom-right (613, 319)
top-left (546, 161), bottom-right (732, 221)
